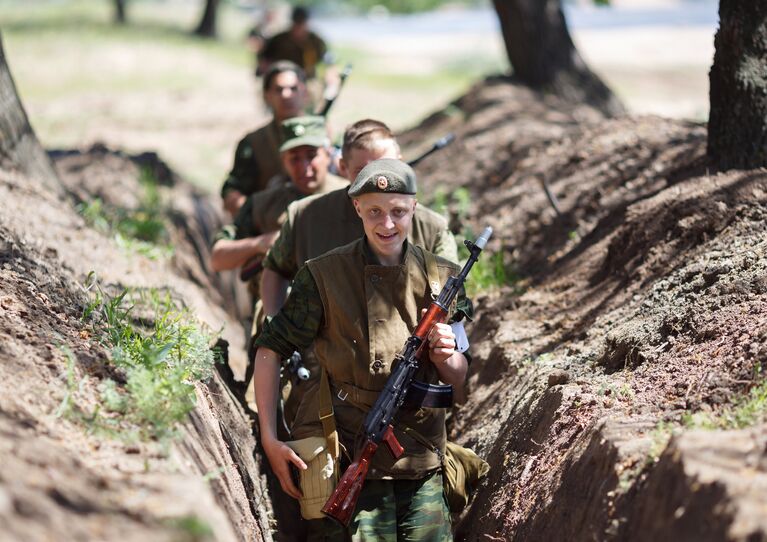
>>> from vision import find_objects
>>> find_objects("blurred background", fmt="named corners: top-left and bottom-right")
top-left (0, 0), bottom-right (717, 189)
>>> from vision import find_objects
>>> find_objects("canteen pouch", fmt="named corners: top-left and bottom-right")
top-left (285, 437), bottom-right (338, 519)
top-left (442, 441), bottom-right (490, 514)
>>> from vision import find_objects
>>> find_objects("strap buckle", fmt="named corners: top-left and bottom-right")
top-left (337, 388), bottom-right (348, 401)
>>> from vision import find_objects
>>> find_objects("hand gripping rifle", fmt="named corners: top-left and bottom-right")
top-left (321, 226), bottom-right (493, 526)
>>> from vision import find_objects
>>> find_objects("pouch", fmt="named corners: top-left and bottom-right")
top-left (285, 436), bottom-right (338, 520)
top-left (443, 441), bottom-right (490, 514)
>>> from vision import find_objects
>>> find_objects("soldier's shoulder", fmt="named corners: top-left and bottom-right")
top-left (414, 204), bottom-right (448, 228)
top-left (308, 237), bottom-right (361, 265)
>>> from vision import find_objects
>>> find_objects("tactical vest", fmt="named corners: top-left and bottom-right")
top-left (298, 239), bottom-right (459, 479)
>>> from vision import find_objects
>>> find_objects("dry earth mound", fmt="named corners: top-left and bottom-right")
top-left (406, 77), bottom-right (767, 541)
top-left (0, 146), bottom-right (270, 541)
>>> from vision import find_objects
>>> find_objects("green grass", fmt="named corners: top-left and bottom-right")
top-left (74, 274), bottom-right (220, 443)
top-left (76, 166), bottom-right (173, 260)
top-left (683, 379), bottom-right (767, 431)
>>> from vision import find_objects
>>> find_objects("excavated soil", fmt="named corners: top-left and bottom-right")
top-left (2, 73), bottom-right (767, 542)
top-left (0, 146), bottom-right (270, 541)
top-left (404, 77), bottom-right (767, 541)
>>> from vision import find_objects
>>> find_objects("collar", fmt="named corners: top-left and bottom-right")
top-left (361, 237), bottom-right (410, 267)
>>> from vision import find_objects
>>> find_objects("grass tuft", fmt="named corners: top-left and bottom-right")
top-left (76, 166), bottom-right (173, 259)
top-left (77, 274), bottom-right (219, 442)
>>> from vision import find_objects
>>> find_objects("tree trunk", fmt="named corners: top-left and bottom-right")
top-left (114, 0), bottom-right (127, 25)
top-left (0, 33), bottom-right (62, 196)
top-left (492, 0), bottom-right (624, 117)
top-left (194, 0), bottom-right (219, 39)
top-left (707, 0), bottom-right (767, 170)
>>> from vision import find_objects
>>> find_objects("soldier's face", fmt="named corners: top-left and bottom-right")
top-left (353, 193), bottom-right (417, 266)
top-left (339, 140), bottom-right (400, 182)
top-left (282, 145), bottom-right (329, 195)
top-left (265, 71), bottom-right (306, 120)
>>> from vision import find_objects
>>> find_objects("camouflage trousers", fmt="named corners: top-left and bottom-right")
top-left (305, 471), bottom-right (451, 542)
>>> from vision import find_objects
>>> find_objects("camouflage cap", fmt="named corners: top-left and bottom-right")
top-left (348, 158), bottom-right (417, 197)
top-left (279, 116), bottom-right (330, 153)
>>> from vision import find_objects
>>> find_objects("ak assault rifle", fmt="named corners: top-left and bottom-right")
top-left (317, 63), bottom-right (353, 117)
top-left (407, 133), bottom-right (455, 168)
top-left (321, 226), bottom-right (493, 526)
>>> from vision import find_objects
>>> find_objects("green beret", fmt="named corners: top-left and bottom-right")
top-left (348, 158), bottom-right (417, 197)
top-left (279, 116), bottom-right (329, 152)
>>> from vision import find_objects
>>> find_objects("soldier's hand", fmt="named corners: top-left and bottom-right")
top-left (262, 436), bottom-right (306, 500)
top-left (427, 321), bottom-right (457, 365)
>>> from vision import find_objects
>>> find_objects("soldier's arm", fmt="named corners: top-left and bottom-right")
top-left (210, 232), bottom-right (277, 272)
top-left (261, 268), bottom-right (290, 317)
top-left (221, 136), bottom-right (260, 215)
top-left (254, 266), bottom-right (324, 498)
top-left (254, 346), bottom-right (306, 499)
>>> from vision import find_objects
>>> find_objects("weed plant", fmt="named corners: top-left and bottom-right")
top-left (431, 185), bottom-right (516, 295)
top-left (683, 379), bottom-right (767, 430)
top-left (77, 273), bottom-right (218, 442)
top-left (76, 166), bottom-right (173, 259)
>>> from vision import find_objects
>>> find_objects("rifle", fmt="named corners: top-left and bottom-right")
top-left (407, 133), bottom-right (455, 168)
top-left (317, 63), bottom-right (352, 117)
top-left (321, 226), bottom-right (493, 526)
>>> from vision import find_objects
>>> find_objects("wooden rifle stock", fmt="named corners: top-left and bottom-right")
top-left (322, 425), bottom-right (403, 526)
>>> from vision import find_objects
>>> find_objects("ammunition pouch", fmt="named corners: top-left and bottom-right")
top-left (285, 437), bottom-right (338, 520)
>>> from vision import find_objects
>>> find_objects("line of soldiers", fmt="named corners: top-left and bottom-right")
top-left (212, 57), bottom-right (473, 541)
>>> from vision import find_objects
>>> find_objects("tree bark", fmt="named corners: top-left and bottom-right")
top-left (0, 33), bottom-right (62, 196)
top-left (194, 0), bottom-right (219, 39)
top-left (707, 0), bottom-right (767, 170)
top-left (492, 0), bottom-right (624, 117)
top-left (114, 0), bottom-right (127, 25)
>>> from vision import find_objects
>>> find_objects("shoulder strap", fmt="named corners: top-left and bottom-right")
top-left (318, 368), bottom-right (340, 461)
top-left (421, 247), bottom-right (441, 299)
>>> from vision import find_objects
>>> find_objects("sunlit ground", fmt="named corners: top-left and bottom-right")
top-left (1, 0), bottom-right (713, 192)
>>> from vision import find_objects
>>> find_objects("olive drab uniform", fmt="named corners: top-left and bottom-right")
top-left (263, 187), bottom-right (459, 281)
top-left (260, 31), bottom-right (327, 80)
top-left (256, 238), bottom-right (471, 476)
top-left (220, 119), bottom-right (286, 199)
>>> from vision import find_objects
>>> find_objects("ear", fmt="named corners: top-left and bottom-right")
top-left (338, 158), bottom-right (349, 179)
top-left (352, 198), bottom-right (363, 218)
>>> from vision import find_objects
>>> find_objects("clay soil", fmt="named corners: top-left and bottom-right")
top-left (1, 74), bottom-right (766, 541)
top-left (405, 77), bottom-right (767, 541)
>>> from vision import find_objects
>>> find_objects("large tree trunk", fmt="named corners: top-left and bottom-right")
top-left (707, 0), bottom-right (767, 170)
top-left (194, 0), bottom-right (219, 38)
top-left (0, 33), bottom-right (62, 196)
top-left (492, 0), bottom-right (624, 117)
top-left (114, 0), bottom-right (127, 24)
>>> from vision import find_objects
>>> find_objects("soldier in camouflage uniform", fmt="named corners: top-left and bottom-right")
top-left (221, 61), bottom-right (309, 217)
top-left (254, 159), bottom-right (472, 540)
top-left (211, 115), bottom-right (348, 290)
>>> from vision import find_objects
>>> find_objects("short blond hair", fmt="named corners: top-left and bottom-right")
top-left (341, 119), bottom-right (400, 158)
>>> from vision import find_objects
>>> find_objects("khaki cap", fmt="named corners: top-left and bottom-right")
top-left (279, 116), bottom-right (330, 152)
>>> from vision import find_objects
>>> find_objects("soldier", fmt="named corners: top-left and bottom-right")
top-left (211, 115), bottom-right (348, 287)
top-left (258, 6), bottom-right (332, 81)
top-left (221, 61), bottom-right (309, 217)
top-left (254, 158), bottom-right (471, 540)
top-left (260, 119), bottom-right (458, 318)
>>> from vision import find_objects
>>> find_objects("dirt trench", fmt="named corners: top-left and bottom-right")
top-left (405, 77), bottom-right (767, 541)
top-left (0, 144), bottom-right (272, 541)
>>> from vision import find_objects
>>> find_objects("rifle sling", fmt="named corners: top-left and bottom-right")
top-left (319, 368), bottom-right (340, 461)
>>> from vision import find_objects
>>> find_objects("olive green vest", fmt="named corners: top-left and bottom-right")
top-left (249, 173), bottom-right (349, 235)
top-left (282, 188), bottom-right (456, 279)
top-left (300, 239), bottom-right (459, 479)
